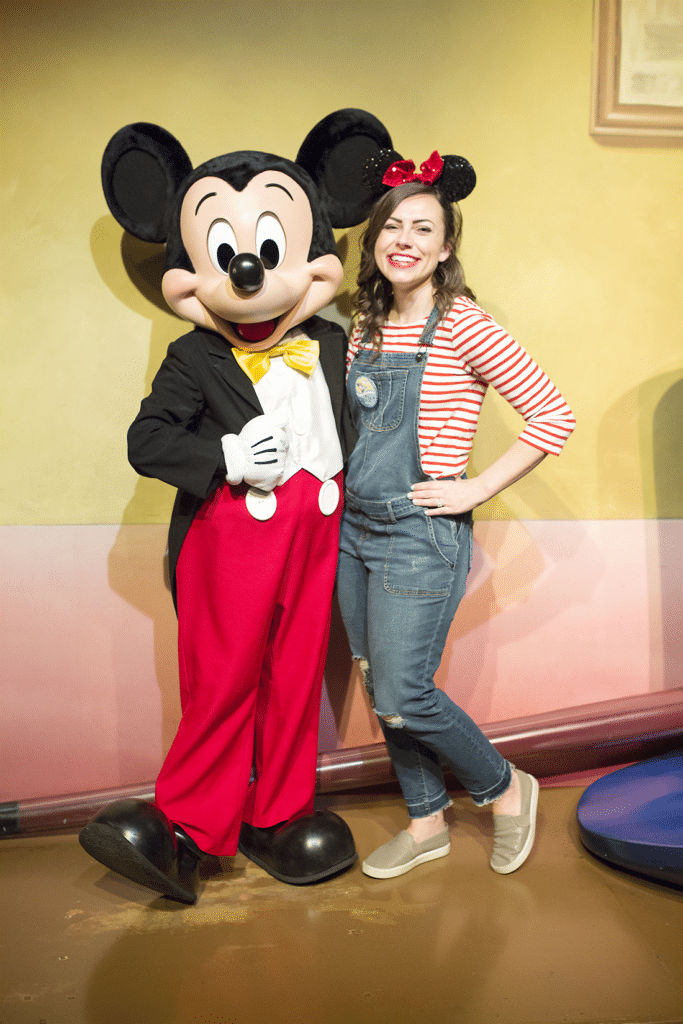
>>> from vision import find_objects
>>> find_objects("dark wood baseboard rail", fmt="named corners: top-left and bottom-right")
top-left (2, 689), bottom-right (682, 836)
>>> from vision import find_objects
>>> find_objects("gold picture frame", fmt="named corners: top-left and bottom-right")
top-left (591, 0), bottom-right (683, 139)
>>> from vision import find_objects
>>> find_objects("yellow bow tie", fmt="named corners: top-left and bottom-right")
top-left (232, 337), bottom-right (320, 385)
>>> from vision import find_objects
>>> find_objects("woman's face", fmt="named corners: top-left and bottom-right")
top-left (373, 194), bottom-right (450, 294)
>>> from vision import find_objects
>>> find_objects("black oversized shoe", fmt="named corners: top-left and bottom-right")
top-left (238, 810), bottom-right (357, 884)
top-left (78, 799), bottom-right (203, 904)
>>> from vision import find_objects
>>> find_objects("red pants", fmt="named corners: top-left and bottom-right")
top-left (155, 470), bottom-right (343, 856)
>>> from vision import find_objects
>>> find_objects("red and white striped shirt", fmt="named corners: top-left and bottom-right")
top-left (347, 296), bottom-right (575, 479)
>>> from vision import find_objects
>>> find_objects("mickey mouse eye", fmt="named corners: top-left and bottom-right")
top-left (207, 220), bottom-right (238, 274)
top-left (255, 213), bottom-right (286, 270)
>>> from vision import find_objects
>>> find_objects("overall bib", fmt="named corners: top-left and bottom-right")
top-left (337, 310), bottom-right (511, 817)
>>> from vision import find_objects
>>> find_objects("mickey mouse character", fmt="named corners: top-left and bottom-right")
top-left (79, 110), bottom-right (395, 903)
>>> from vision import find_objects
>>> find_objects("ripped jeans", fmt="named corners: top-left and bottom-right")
top-left (337, 503), bottom-right (511, 818)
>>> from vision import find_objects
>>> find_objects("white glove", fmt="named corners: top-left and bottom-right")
top-left (221, 415), bottom-right (289, 492)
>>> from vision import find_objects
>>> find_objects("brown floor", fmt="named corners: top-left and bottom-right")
top-left (2, 787), bottom-right (682, 1024)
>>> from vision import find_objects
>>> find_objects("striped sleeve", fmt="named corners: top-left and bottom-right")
top-left (447, 305), bottom-right (576, 456)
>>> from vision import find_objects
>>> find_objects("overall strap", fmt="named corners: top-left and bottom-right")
top-left (415, 305), bottom-right (441, 360)
top-left (360, 305), bottom-right (441, 353)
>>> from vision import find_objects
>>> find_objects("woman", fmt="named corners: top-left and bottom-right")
top-left (337, 166), bottom-right (575, 879)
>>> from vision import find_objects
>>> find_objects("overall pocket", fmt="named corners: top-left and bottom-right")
top-left (426, 514), bottom-right (473, 573)
top-left (383, 513), bottom-right (472, 596)
top-left (352, 368), bottom-right (409, 432)
top-left (383, 513), bottom-right (450, 596)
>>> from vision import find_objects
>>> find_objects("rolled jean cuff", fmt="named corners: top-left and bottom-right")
top-left (470, 761), bottom-right (514, 807)
top-left (407, 796), bottom-right (453, 820)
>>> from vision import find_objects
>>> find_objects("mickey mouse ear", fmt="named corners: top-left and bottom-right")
top-left (296, 109), bottom-right (395, 229)
top-left (102, 123), bottom-right (193, 242)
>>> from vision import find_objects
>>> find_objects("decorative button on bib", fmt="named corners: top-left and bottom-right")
top-left (355, 375), bottom-right (379, 409)
top-left (245, 487), bottom-right (277, 521)
top-left (318, 479), bottom-right (340, 516)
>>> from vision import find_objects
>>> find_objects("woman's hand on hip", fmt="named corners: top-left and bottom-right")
top-left (408, 476), bottom-right (485, 516)
top-left (408, 441), bottom-right (548, 516)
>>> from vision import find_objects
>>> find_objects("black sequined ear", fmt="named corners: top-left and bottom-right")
top-left (361, 150), bottom-right (476, 205)
top-left (296, 109), bottom-right (394, 229)
top-left (438, 155), bottom-right (477, 203)
top-left (361, 147), bottom-right (404, 197)
top-left (102, 123), bottom-right (193, 243)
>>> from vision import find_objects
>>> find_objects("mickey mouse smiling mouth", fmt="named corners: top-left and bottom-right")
top-left (161, 172), bottom-right (343, 353)
top-left (233, 318), bottom-right (280, 343)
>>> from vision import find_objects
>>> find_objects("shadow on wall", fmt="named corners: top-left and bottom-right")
top-left (90, 216), bottom-right (183, 405)
top-left (91, 218), bottom-right (185, 775)
top-left (599, 370), bottom-right (683, 693)
top-left (648, 374), bottom-right (683, 520)
top-left (447, 393), bottom-right (601, 724)
top-left (107, 503), bottom-right (181, 776)
top-left (646, 373), bottom-right (683, 691)
top-left (598, 369), bottom-right (683, 521)
top-left (90, 215), bottom-right (187, 529)
top-left (322, 596), bottom-right (381, 749)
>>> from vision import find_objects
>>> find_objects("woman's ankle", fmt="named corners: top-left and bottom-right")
top-left (407, 811), bottom-right (446, 842)
top-left (492, 768), bottom-right (521, 816)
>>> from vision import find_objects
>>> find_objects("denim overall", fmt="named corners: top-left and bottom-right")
top-left (337, 310), bottom-right (511, 817)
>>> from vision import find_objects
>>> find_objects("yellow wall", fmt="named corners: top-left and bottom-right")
top-left (2, 0), bottom-right (681, 526)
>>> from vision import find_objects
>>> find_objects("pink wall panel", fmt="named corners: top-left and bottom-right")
top-left (1, 526), bottom-right (179, 799)
top-left (439, 519), bottom-right (662, 721)
top-left (330, 518), bottom-right (681, 749)
top-left (1, 519), bottom-right (680, 800)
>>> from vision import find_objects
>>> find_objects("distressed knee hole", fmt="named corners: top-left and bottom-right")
top-left (356, 657), bottom-right (370, 683)
top-left (380, 713), bottom-right (405, 728)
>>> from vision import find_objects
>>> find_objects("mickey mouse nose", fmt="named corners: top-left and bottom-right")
top-left (229, 253), bottom-right (265, 293)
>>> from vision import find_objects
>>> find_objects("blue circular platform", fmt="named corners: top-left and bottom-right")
top-left (577, 750), bottom-right (683, 887)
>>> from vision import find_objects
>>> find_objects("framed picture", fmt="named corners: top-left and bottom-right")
top-left (591, 0), bottom-right (683, 139)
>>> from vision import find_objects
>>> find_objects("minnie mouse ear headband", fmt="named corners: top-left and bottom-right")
top-left (362, 146), bottom-right (476, 204)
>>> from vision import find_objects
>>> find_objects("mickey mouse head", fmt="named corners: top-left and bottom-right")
top-left (101, 110), bottom-right (395, 351)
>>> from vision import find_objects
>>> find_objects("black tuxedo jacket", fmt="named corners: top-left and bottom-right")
top-left (128, 316), bottom-right (357, 605)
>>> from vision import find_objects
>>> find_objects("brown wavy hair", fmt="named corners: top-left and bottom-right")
top-left (354, 181), bottom-right (475, 351)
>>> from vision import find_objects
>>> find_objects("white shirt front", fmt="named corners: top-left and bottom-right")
top-left (253, 330), bottom-right (343, 485)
